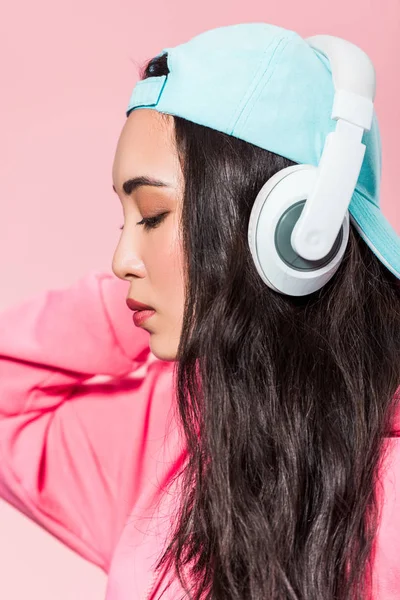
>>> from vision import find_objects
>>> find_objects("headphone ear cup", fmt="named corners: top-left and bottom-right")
top-left (248, 164), bottom-right (350, 297)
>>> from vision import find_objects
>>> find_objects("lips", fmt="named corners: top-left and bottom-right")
top-left (126, 297), bottom-right (154, 312)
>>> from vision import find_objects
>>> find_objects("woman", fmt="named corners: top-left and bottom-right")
top-left (1, 22), bottom-right (400, 600)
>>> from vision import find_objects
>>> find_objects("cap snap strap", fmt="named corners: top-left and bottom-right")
top-left (126, 75), bottom-right (167, 115)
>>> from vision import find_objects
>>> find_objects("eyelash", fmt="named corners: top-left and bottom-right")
top-left (119, 212), bottom-right (168, 232)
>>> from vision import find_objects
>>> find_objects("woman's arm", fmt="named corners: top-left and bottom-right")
top-left (0, 271), bottom-right (175, 572)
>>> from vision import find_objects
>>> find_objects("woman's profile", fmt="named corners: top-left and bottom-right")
top-left (1, 21), bottom-right (400, 600)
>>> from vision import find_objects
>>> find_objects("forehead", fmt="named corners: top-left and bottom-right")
top-left (112, 108), bottom-right (180, 187)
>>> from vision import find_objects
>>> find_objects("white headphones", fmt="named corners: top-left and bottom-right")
top-left (247, 35), bottom-right (376, 297)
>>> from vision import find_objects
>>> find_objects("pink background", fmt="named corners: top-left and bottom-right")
top-left (0, 1), bottom-right (399, 598)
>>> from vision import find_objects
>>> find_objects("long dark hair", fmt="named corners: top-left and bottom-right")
top-left (137, 52), bottom-right (400, 599)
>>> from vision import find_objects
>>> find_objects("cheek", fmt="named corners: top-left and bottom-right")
top-left (148, 221), bottom-right (185, 303)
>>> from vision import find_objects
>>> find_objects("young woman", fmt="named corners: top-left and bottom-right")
top-left (1, 22), bottom-right (400, 600)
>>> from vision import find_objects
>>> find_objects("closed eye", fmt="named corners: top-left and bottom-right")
top-left (119, 212), bottom-right (169, 232)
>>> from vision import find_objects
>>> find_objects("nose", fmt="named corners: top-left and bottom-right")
top-left (112, 233), bottom-right (146, 282)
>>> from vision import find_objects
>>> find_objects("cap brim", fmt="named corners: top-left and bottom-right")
top-left (349, 189), bottom-right (400, 280)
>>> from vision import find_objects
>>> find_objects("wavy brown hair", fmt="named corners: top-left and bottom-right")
top-left (131, 53), bottom-right (400, 599)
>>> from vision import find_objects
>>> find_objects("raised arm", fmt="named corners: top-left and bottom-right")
top-left (0, 271), bottom-right (176, 571)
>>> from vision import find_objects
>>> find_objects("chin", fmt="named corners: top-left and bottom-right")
top-left (148, 335), bottom-right (179, 362)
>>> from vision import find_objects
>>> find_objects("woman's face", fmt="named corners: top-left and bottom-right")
top-left (112, 108), bottom-right (185, 362)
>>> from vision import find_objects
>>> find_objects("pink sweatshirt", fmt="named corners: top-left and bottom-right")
top-left (0, 270), bottom-right (399, 600)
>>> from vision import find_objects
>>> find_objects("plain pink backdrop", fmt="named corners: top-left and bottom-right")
top-left (0, 1), bottom-right (399, 598)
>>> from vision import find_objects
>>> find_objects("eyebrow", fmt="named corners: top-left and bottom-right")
top-left (112, 176), bottom-right (170, 196)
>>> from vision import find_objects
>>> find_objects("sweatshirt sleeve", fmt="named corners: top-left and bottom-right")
top-left (0, 271), bottom-right (175, 572)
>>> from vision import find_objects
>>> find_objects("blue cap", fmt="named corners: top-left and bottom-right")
top-left (126, 22), bottom-right (400, 280)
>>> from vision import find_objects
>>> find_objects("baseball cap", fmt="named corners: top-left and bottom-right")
top-left (126, 22), bottom-right (400, 280)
